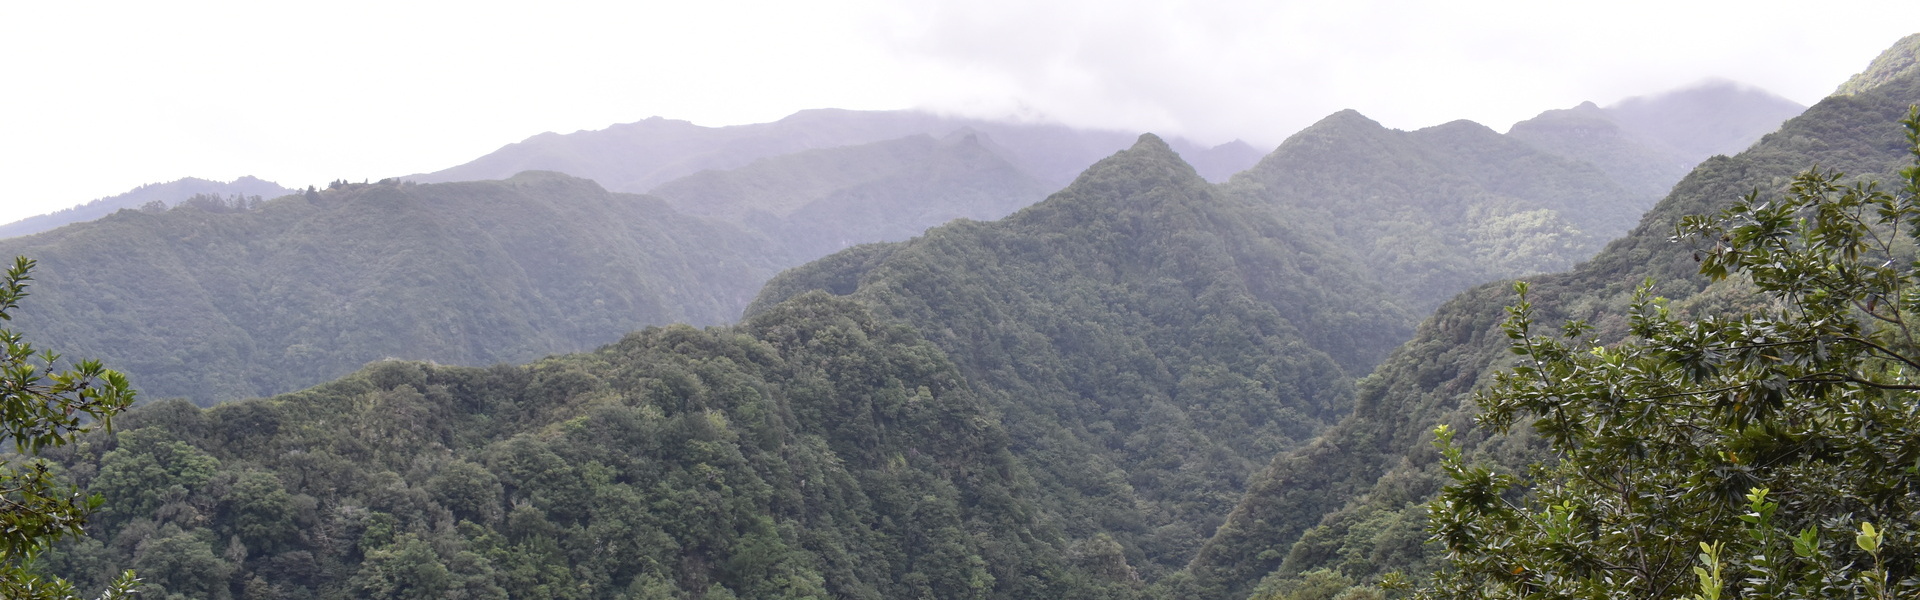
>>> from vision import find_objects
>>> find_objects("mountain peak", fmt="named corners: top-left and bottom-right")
top-left (1131, 132), bottom-right (1172, 153)
top-left (1101, 132), bottom-right (1198, 177)
top-left (1834, 33), bottom-right (1920, 96)
top-left (1320, 108), bottom-right (1382, 127)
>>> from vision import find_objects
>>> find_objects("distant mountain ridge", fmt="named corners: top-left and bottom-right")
top-left (1233, 110), bottom-right (1644, 316)
top-left (409, 108), bottom-right (1266, 190)
top-left (650, 129), bottom-right (1053, 259)
top-left (1509, 79), bottom-right (1805, 199)
top-left (0, 176), bottom-right (292, 239)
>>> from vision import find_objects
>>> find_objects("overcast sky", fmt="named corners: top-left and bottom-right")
top-left (2, 1), bottom-right (1917, 224)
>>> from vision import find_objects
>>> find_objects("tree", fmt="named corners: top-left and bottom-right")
top-left (0, 257), bottom-right (140, 599)
top-left (1426, 107), bottom-right (1920, 599)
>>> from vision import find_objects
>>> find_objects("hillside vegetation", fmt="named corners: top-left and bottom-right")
top-left (42, 295), bottom-right (1142, 600)
top-left (1509, 80), bottom-right (1805, 201)
top-left (0, 173), bottom-right (782, 403)
top-left (1182, 44), bottom-right (1920, 600)
top-left (0, 48), bottom-right (1854, 600)
top-left (752, 134), bottom-right (1413, 579)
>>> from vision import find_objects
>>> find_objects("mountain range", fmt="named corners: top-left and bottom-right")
top-left (2, 34), bottom-right (1907, 600)
top-left (409, 109), bottom-right (1266, 190)
top-left (0, 79), bottom-right (1803, 407)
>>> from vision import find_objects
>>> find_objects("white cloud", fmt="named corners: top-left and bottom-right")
top-left (880, 0), bottom-right (1920, 144)
top-left (0, 0), bottom-right (1916, 223)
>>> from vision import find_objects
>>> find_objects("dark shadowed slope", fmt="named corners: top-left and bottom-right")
top-left (1182, 43), bottom-right (1920, 600)
top-left (650, 130), bottom-right (1054, 259)
top-left (0, 176), bottom-right (293, 239)
top-left (1, 173), bottom-right (782, 404)
top-left (751, 135), bottom-right (1414, 579)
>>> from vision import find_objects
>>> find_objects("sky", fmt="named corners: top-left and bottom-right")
top-left (2, 0), bottom-right (1918, 224)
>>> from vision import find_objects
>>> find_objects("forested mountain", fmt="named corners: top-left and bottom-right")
top-left (0, 176), bottom-right (292, 239)
top-left (41, 295), bottom-right (1143, 600)
top-left (0, 173), bottom-right (782, 404)
top-left (410, 108), bottom-right (1264, 191)
top-left (649, 130), bottom-right (1053, 258)
top-left (0, 37), bottom-right (1865, 600)
top-left (1227, 111), bottom-right (1644, 313)
top-left (37, 135), bottom-right (1389, 597)
top-left (15, 87), bottom-right (1812, 597)
top-left (1180, 41), bottom-right (1920, 600)
top-left (750, 134), bottom-right (1415, 580)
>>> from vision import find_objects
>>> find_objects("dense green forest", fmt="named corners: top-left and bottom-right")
top-left (33, 134), bottom-right (1416, 599)
top-left (1180, 40), bottom-right (1920, 600)
top-left (6, 35), bottom-right (1900, 600)
top-left (751, 134), bottom-right (1414, 580)
top-left (38, 294), bottom-right (1151, 599)
top-left (0, 173), bottom-right (784, 403)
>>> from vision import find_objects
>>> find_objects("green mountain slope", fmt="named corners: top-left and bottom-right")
top-left (1182, 44), bottom-right (1920, 600)
top-left (43, 295), bottom-right (1131, 599)
top-left (650, 131), bottom-right (1054, 259)
top-left (751, 134), bottom-right (1414, 579)
top-left (1228, 111), bottom-right (1645, 314)
top-left (0, 176), bottom-right (292, 239)
top-left (0, 173), bottom-right (782, 404)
